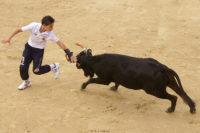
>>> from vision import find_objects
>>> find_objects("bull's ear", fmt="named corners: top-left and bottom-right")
top-left (87, 49), bottom-right (92, 56)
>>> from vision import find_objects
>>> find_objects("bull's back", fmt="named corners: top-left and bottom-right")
top-left (92, 54), bottom-right (164, 72)
top-left (91, 54), bottom-right (168, 89)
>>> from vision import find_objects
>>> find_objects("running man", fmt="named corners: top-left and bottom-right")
top-left (1, 16), bottom-right (76, 90)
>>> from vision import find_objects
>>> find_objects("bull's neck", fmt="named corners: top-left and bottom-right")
top-left (83, 56), bottom-right (95, 67)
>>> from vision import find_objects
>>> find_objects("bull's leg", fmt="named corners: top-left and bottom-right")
top-left (110, 83), bottom-right (119, 91)
top-left (168, 82), bottom-right (196, 114)
top-left (163, 93), bottom-right (177, 113)
top-left (157, 92), bottom-right (177, 113)
top-left (81, 77), bottom-right (110, 90)
top-left (145, 89), bottom-right (177, 113)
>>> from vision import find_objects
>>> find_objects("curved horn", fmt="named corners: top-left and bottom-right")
top-left (76, 43), bottom-right (84, 48)
top-left (76, 43), bottom-right (87, 52)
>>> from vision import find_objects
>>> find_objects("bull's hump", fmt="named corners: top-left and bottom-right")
top-left (96, 53), bottom-right (134, 59)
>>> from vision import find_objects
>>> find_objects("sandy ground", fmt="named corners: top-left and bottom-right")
top-left (0, 0), bottom-right (200, 133)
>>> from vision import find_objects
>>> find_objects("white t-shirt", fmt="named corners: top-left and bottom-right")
top-left (21, 22), bottom-right (59, 49)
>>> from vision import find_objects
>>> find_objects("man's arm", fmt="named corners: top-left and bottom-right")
top-left (56, 41), bottom-right (77, 63)
top-left (56, 41), bottom-right (67, 50)
top-left (1, 28), bottom-right (22, 44)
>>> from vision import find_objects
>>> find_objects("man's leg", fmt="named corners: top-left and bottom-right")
top-left (32, 48), bottom-right (59, 79)
top-left (19, 43), bottom-right (32, 80)
top-left (32, 48), bottom-right (50, 75)
top-left (18, 43), bottom-right (32, 90)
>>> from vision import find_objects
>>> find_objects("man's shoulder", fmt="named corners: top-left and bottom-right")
top-left (32, 22), bottom-right (41, 26)
top-left (27, 22), bottom-right (41, 28)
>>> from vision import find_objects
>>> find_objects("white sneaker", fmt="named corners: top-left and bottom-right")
top-left (52, 63), bottom-right (60, 79)
top-left (18, 80), bottom-right (31, 90)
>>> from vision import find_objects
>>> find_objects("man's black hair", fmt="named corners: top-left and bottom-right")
top-left (41, 16), bottom-right (55, 25)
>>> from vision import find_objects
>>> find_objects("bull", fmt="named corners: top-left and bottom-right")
top-left (76, 48), bottom-right (196, 114)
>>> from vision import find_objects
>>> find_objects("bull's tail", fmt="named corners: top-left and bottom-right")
top-left (166, 68), bottom-right (196, 114)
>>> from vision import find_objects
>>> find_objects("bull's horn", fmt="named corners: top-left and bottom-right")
top-left (76, 43), bottom-right (84, 48)
top-left (76, 43), bottom-right (87, 52)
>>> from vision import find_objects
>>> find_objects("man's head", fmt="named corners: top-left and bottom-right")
top-left (41, 16), bottom-right (55, 31)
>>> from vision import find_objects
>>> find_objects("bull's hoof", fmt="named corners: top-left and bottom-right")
top-left (81, 83), bottom-right (87, 90)
top-left (190, 108), bottom-right (196, 114)
top-left (110, 86), bottom-right (118, 91)
top-left (166, 107), bottom-right (175, 113)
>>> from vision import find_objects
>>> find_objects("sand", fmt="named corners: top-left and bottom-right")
top-left (0, 0), bottom-right (200, 133)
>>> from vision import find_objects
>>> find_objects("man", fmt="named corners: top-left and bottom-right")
top-left (1, 16), bottom-right (76, 90)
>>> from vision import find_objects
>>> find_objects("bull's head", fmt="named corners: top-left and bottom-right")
top-left (76, 48), bottom-right (92, 69)
top-left (76, 44), bottom-right (94, 77)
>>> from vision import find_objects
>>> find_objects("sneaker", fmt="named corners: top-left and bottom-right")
top-left (18, 80), bottom-right (31, 90)
top-left (52, 63), bottom-right (60, 79)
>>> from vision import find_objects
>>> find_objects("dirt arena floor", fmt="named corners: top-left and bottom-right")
top-left (0, 0), bottom-right (200, 133)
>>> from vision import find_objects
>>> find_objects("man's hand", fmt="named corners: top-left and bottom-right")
top-left (1, 39), bottom-right (11, 44)
top-left (64, 49), bottom-right (77, 63)
top-left (70, 56), bottom-right (77, 63)
top-left (65, 55), bottom-right (77, 63)
top-left (1, 28), bottom-right (22, 44)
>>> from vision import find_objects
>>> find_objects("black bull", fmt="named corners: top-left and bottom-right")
top-left (76, 49), bottom-right (196, 114)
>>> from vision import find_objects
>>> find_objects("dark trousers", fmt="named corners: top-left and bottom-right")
top-left (20, 43), bottom-right (51, 80)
